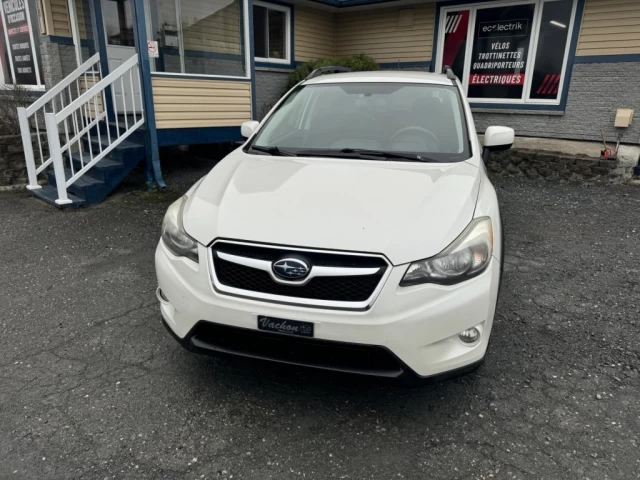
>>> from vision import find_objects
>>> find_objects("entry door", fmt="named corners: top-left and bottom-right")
top-left (102, 0), bottom-right (142, 112)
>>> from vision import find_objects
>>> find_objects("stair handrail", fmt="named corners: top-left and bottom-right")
top-left (54, 54), bottom-right (139, 124)
top-left (18, 53), bottom-right (101, 190)
top-left (45, 53), bottom-right (144, 205)
top-left (26, 54), bottom-right (101, 116)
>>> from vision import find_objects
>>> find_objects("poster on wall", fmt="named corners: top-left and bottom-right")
top-left (441, 10), bottom-right (470, 80)
top-left (0, 0), bottom-right (38, 85)
top-left (468, 4), bottom-right (535, 100)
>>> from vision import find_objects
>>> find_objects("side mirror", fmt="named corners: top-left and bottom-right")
top-left (482, 126), bottom-right (515, 165)
top-left (241, 120), bottom-right (259, 138)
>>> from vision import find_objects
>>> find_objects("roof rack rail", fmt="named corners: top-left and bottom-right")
top-left (444, 66), bottom-right (458, 82)
top-left (305, 66), bottom-right (352, 81)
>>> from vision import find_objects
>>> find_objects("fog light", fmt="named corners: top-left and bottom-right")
top-left (156, 287), bottom-right (169, 303)
top-left (458, 327), bottom-right (480, 344)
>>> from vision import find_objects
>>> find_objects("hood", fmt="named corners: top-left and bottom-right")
top-left (183, 149), bottom-right (481, 265)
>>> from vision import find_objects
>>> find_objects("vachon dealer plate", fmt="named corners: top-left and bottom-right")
top-left (257, 316), bottom-right (314, 338)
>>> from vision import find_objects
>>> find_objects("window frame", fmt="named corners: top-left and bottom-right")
top-left (253, 0), bottom-right (291, 66)
top-left (147, 0), bottom-right (252, 81)
top-left (435, 0), bottom-right (578, 107)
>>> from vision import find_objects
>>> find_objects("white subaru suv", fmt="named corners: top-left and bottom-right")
top-left (155, 68), bottom-right (514, 383)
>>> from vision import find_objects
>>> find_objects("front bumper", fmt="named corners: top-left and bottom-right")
top-left (156, 241), bottom-right (501, 379)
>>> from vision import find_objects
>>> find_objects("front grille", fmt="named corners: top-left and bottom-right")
top-left (210, 241), bottom-right (389, 306)
top-left (189, 322), bottom-right (405, 377)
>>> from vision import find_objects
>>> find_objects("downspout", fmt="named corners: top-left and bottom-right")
top-left (89, 0), bottom-right (115, 122)
top-left (248, 0), bottom-right (257, 121)
top-left (131, 0), bottom-right (166, 189)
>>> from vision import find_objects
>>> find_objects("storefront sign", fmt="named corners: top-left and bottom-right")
top-left (1, 0), bottom-right (37, 85)
top-left (468, 4), bottom-right (534, 100)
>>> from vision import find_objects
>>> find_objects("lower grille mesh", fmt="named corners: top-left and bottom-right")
top-left (190, 322), bottom-right (405, 377)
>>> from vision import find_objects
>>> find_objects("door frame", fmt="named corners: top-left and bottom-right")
top-left (88, 0), bottom-right (165, 188)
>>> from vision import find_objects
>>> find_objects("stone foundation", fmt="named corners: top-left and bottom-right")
top-left (488, 149), bottom-right (634, 184)
top-left (255, 68), bottom-right (291, 120)
top-left (0, 134), bottom-right (48, 187)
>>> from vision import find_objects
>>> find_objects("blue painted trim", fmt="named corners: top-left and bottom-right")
top-left (470, 102), bottom-right (565, 111)
top-left (557, 0), bottom-right (585, 112)
top-left (574, 54), bottom-right (640, 64)
top-left (132, 0), bottom-right (165, 188)
top-left (248, 0), bottom-right (258, 120)
top-left (40, 35), bottom-right (73, 44)
top-left (90, 0), bottom-right (114, 122)
top-left (431, 0), bottom-right (586, 113)
top-left (252, 0), bottom-right (296, 69)
top-left (150, 72), bottom-right (251, 82)
top-left (157, 127), bottom-right (243, 146)
top-left (379, 61), bottom-right (431, 69)
top-left (254, 61), bottom-right (296, 70)
top-left (430, 5), bottom-right (441, 73)
top-left (40, 35), bottom-right (93, 48)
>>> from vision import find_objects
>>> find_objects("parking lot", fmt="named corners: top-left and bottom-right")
top-left (1, 163), bottom-right (639, 479)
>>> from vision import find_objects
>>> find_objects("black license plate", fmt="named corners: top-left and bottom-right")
top-left (257, 316), bottom-right (314, 338)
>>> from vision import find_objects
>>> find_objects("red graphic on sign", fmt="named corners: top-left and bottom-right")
top-left (537, 74), bottom-right (561, 95)
top-left (469, 74), bottom-right (525, 86)
top-left (7, 24), bottom-right (29, 36)
top-left (442, 11), bottom-right (469, 71)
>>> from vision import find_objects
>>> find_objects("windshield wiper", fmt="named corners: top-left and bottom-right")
top-left (290, 148), bottom-right (440, 162)
top-left (249, 145), bottom-right (296, 156)
top-left (339, 148), bottom-right (437, 162)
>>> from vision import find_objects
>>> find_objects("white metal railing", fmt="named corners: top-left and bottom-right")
top-left (19, 53), bottom-right (144, 205)
top-left (47, 54), bottom-right (144, 204)
top-left (18, 53), bottom-right (102, 190)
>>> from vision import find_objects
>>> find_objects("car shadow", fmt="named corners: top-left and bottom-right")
top-left (169, 347), bottom-right (490, 423)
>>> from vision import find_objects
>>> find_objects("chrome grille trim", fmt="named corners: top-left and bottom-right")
top-left (208, 240), bottom-right (392, 311)
top-left (217, 251), bottom-right (381, 286)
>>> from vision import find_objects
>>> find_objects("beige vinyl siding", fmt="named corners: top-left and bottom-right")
top-left (79, 77), bottom-right (104, 117)
top-left (295, 7), bottom-right (336, 62)
top-left (152, 77), bottom-right (252, 129)
top-left (577, 0), bottom-right (640, 56)
top-left (51, 0), bottom-right (71, 37)
top-left (335, 4), bottom-right (436, 64)
top-left (39, 0), bottom-right (87, 38)
top-left (181, 0), bottom-right (242, 55)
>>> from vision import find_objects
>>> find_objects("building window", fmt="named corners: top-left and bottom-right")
top-left (149, 0), bottom-right (249, 79)
top-left (436, 0), bottom-right (576, 106)
top-left (253, 1), bottom-right (290, 64)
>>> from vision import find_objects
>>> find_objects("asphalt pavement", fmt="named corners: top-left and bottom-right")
top-left (1, 161), bottom-right (639, 480)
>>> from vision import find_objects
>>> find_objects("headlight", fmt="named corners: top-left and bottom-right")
top-left (400, 217), bottom-right (494, 286)
top-left (161, 196), bottom-right (199, 263)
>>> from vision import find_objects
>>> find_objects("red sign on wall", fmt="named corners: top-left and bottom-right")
top-left (469, 74), bottom-right (525, 86)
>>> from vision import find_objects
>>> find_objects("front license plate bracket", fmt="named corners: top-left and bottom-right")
top-left (257, 316), bottom-right (314, 338)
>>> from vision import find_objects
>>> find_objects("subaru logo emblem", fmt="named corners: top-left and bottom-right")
top-left (272, 258), bottom-right (309, 280)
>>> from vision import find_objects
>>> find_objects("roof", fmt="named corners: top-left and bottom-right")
top-left (303, 70), bottom-right (454, 86)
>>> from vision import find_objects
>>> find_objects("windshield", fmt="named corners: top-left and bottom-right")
top-left (249, 82), bottom-right (470, 162)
